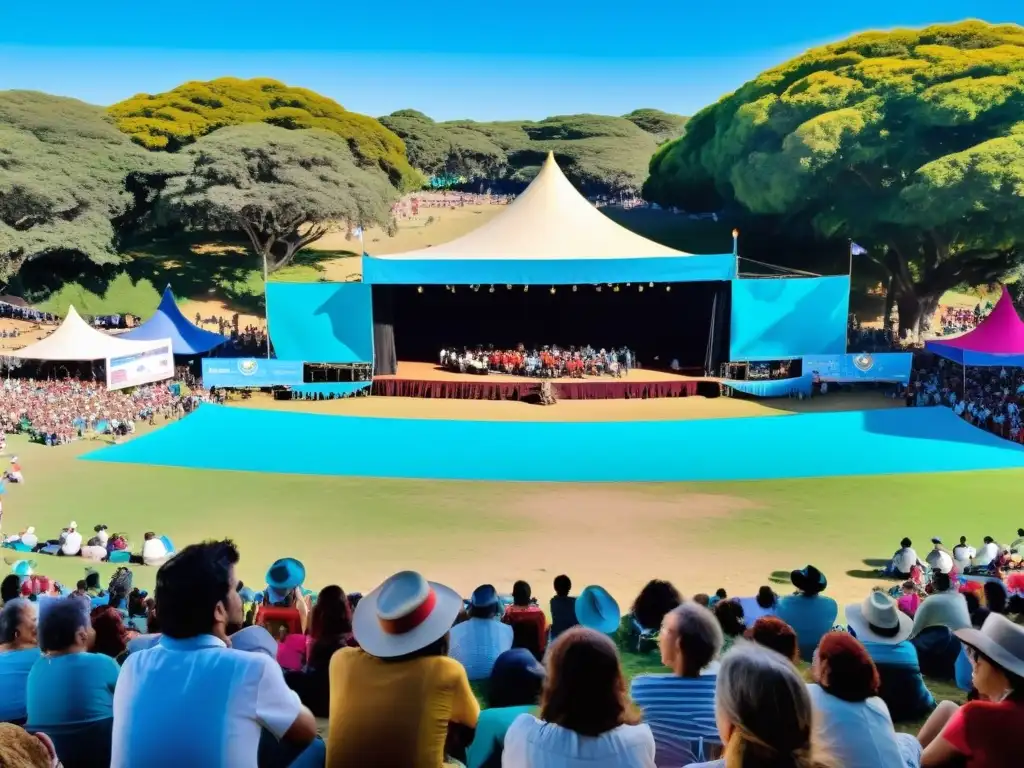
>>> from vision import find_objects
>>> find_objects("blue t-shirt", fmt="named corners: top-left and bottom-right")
top-left (630, 673), bottom-right (719, 766)
top-left (0, 647), bottom-right (42, 721)
top-left (466, 705), bottom-right (535, 768)
top-left (776, 594), bottom-right (838, 661)
top-left (27, 652), bottom-right (120, 727)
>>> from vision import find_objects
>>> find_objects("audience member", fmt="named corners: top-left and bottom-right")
top-left (139, 532), bottom-right (169, 567)
top-left (743, 586), bottom-right (778, 624)
top-left (502, 580), bottom-right (547, 658)
top-left (925, 538), bottom-right (954, 575)
top-left (0, 598), bottom-right (40, 724)
top-left (465, 648), bottom-right (544, 768)
top-left (631, 603), bottom-right (722, 766)
top-left (326, 570), bottom-right (478, 767)
top-left (307, 585), bottom-right (357, 671)
top-left (574, 585), bottom-right (621, 636)
top-left (712, 600), bottom-right (745, 654)
top-left (917, 613), bottom-right (1024, 765)
top-left (897, 580), bottom-right (923, 618)
top-left (685, 643), bottom-right (834, 768)
top-left (503, 627), bottom-right (656, 767)
top-left (0, 722), bottom-right (60, 768)
top-left (111, 540), bottom-right (319, 767)
top-left (809, 632), bottom-right (922, 768)
top-left (887, 538), bottom-right (923, 578)
top-left (90, 606), bottom-right (130, 662)
top-left (846, 591), bottom-right (935, 723)
top-left (910, 574), bottom-right (971, 680)
top-left (549, 574), bottom-right (577, 640)
top-left (631, 580), bottom-right (683, 633)
top-left (776, 565), bottom-right (838, 662)
top-left (449, 584), bottom-right (513, 681)
top-left (745, 616), bottom-right (799, 665)
top-left (0, 574), bottom-right (19, 603)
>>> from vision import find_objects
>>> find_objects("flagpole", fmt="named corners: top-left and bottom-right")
top-left (848, 240), bottom-right (854, 277)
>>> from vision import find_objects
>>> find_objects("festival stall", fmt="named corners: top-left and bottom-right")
top-left (10, 306), bottom-right (173, 390)
top-left (120, 285), bottom-right (228, 356)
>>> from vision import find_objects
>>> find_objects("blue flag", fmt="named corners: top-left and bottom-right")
top-left (850, 242), bottom-right (868, 256)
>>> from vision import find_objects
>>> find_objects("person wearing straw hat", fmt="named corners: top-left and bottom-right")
top-left (917, 613), bottom-right (1024, 766)
top-left (448, 584), bottom-right (512, 681)
top-left (326, 570), bottom-right (479, 767)
top-left (846, 591), bottom-right (935, 723)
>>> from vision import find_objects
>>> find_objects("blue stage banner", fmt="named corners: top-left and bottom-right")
top-left (802, 353), bottom-right (913, 382)
top-left (201, 359), bottom-right (304, 387)
top-left (724, 374), bottom-right (814, 398)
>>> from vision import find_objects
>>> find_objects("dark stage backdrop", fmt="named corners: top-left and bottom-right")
top-left (374, 282), bottom-right (731, 373)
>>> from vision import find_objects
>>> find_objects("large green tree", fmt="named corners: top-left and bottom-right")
top-left (645, 21), bottom-right (1024, 335)
top-left (159, 123), bottom-right (396, 273)
top-left (0, 90), bottom-right (162, 283)
top-left (110, 78), bottom-right (423, 191)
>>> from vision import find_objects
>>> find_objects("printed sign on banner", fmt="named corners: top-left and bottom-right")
top-left (802, 353), bottom-right (913, 383)
top-left (106, 342), bottom-right (174, 391)
top-left (201, 358), bottom-right (304, 388)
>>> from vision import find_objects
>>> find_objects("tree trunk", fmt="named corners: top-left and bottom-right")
top-left (896, 289), bottom-right (941, 341)
top-left (883, 275), bottom-right (895, 331)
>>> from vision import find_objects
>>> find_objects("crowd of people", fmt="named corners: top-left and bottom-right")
top-left (0, 379), bottom-right (197, 447)
top-left (0, 535), bottom-right (1021, 768)
top-left (936, 305), bottom-right (991, 337)
top-left (440, 345), bottom-right (636, 378)
top-left (0, 302), bottom-right (58, 326)
top-left (3, 520), bottom-right (174, 566)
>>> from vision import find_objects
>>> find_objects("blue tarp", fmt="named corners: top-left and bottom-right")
top-left (922, 344), bottom-right (1024, 367)
top-left (361, 255), bottom-right (736, 286)
top-left (266, 283), bottom-right (374, 363)
top-left (121, 286), bottom-right (228, 355)
top-left (724, 374), bottom-right (814, 398)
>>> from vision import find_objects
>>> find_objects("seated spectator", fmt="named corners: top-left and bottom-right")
top-left (846, 591), bottom-right (935, 723)
top-left (504, 627), bottom-right (655, 767)
top-left (776, 565), bottom-right (838, 662)
top-left (925, 537), bottom-right (954, 575)
top-left (27, 598), bottom-right (119, 738)
top-left (745, 616), bottom-right (799, 665)
top-left (465, 649), bottom-right (544, 768)
top-left (897, 580), bottom-right (923, 618)
top-left (709, 588), bottom-right (728, 607)
top-left (712, 600), bottom-right (745, 655)
top-left (59, 521), bottom-right (81, 557)
top-left (621, 579), bottom-right (682, 652)
top-left (307, 584), bottom-right (357, 670)
top-left (549, 574), bottom-right (577, 640)
top-left (0, 722), bottom-right (60, 767)
top-left (139, 532), bottom-right (169, 567)
top-left (741, 586), bottom-right (778, 624)
top-left (952, 536), bottom-right (975, 572)
top-left (449, 584), bottom-right (512, 681)
top-left (983, 580), bottom-right (1007, 614)
top-left (887, 537), bottom-right (922, 578)
top-left (910, 574), bottom-right (971, 680)
top-left (502, 580), bottom-right (547, 658)
top-left (327, 570), bottom-right (478, 767)
top-left (917, 613), bottom-right (1024, 765)
top-left (809, 632), bottom-right (922, 768)
top-left (111, 540), bottom-right (319, 767)
top-left (973, 536), bottom-right (1000, 568)
top-left (1, 574), bottom-right (19, 603)
top-left (685, 643), bottom-right (833, 768)
top-left (574, 585), bottom-right (621, 636)
top-left (0, 599), bottom-right (40, 724)
top-left (631, 603), bottom-right (722, 766)
top-left (90, 606), bottom-right (130, 662)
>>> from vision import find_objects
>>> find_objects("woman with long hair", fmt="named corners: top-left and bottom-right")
top-left (503, 626), bottom-right (655, 766)
top-left (307, 585), bottom-right (357, 671)
top-left (687, 643), bottom-right (835, 768)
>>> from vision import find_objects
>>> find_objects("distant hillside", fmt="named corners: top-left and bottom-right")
top-left (379, 108), bottom-right (688, 194)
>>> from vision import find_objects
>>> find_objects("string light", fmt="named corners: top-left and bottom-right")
top-left (506, 284), bottom-right (512, 290)
top-left (626, 282), bottom-right (631, 287)
top-left (596, 286), bottom-right (602, 292)
top-left (472, 284), bottom-right (479, 292)
top-left (489, 285), bottom-right (495, 293)
top-left (613, 285), bottom-right (620, 292)
top-left (649, 282), bottom-right (654, 288)
top-left (524, 285), bottom-right (529, 292)
top-left (550, 286), bottom-right (556, 294)
top-left (572, 285), bottom-right (578, 292)
top-left (417, 286), bottom-right (423, 293)
top-left (666, 285), bottom-right (671, 292)
top-left (639, 285), bottom-right (644, 292)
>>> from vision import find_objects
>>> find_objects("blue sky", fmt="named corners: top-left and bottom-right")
top-left (1, 1), bottom-right (1019, 119)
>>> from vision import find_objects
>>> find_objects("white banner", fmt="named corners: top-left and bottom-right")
top-left (106, 340), bottom-right (174, 390)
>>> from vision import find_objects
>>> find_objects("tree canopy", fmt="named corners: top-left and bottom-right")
top-left (158, 123), bottom-right (397, 273)
top-left (110, 78), bottom-right (422, 191)
top-left (380, 109), bottom-right (688, 194)
top-left (645, 20), bottom-right (1024, 334)
top-left (0, 90), bottom-right (163, 283)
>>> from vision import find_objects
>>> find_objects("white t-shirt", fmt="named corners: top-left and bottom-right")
top-left (141, 537), bottom-right (168, 565)
top-left (952, 544), bottom-right (976, 565)
top-left (111, 634), bottom-right (302, 767)
top-left (806, 684), bottom-right (921, 768)
top-left (21, 531), bottom-right (38, 549)
top-left (61, 530), bottom-right (82, 556)
top-left (975, 542), bottom-right (1000, 567)
top-left (502, 714), bottom-right (655, 768)
top-left (892, 547), bottom-right (918, 574)
top-left (925, 549), bottom-right (953, 574)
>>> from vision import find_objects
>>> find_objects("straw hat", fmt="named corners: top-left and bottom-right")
top-left (956, 613), bottom-right (1024, 679)
top-left (846, 591), bottom-right (913, 644)
top-left (352, 570), bottom-right (462, 658)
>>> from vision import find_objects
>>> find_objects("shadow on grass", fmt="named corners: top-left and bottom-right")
top-left (846, 569), bottom-right (885, 580)
top-left (863, 558), bottom-right (890, 568)
top-left (769, 570), bottom-right (792, 585)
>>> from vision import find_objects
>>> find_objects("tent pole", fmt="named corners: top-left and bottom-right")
top-left (263, 252), bottom-right (270, 360)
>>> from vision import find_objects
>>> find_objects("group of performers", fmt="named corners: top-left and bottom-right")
top-left (439, 344), bottom-right (636, 378)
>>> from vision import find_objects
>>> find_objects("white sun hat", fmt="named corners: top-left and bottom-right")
top-left (845, 591), bottom-right (913, 645)
top-left (955, 613), bottom-right (1024, 679)
top-left (352, 570), bottom-right (463, 658)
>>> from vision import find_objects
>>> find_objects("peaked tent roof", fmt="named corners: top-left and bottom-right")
top-left (10, 306), bottom-right (170, 361)
top-left (926, 286), bottom-right (1024, 365)
top-left (362, 152), bottom-right (736, 285)
top-left (121, 285), bottom-right (228, 355)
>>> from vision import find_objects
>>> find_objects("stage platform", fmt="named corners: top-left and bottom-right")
top-left (371, 362), bottom-right (721, 401)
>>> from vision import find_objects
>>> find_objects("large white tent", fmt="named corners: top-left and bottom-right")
top-left (9, 306), bottom-right (168, 361)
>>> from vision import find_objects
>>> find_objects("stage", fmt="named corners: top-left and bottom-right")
top-left (371, 362), bottom-right (721, 401)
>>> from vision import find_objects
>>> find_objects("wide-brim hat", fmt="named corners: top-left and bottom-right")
top-left (846, 591), bottom-right (913, 645)
top-left (265, 558), bottom-right (305, 591)
top-left (791, 565), bottom-right (827, 594)
top-left (491, 647), bottom-right (546, 685)
top-left (910, 591), bottom-right (972, 639)
top-left (470, 584), bottom-right (499, 609)
top-left (956, 613), bottom-right (1024, 678)
top-left (353, 570), bottom-right (462, 658)
top-left (575, 585), bottom-right (620, 635)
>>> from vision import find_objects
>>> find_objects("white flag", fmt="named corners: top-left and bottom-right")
top-left (850, 242), bottom-right (868, 256)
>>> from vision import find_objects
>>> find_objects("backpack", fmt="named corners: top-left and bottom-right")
top-left (108, 566), bottom-right (133, 595)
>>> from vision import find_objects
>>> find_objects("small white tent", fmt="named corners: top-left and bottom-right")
top-left (10, 306), bottom-right (168, 361)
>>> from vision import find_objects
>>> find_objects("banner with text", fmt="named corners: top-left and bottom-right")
top-left (106, 342), bottom-right (174, 391)
top-left (201, 358), bottom-right (304, 388)
top-left (802, 353), bottom-right (913, 383)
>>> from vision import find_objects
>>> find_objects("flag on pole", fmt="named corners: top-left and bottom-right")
top-left (850, 242), bottom-right (868, 256)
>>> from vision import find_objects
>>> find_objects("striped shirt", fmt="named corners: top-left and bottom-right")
top-left (630, 673), bottom-right (719, 767)
top-left (448, 617), bottom-right (513, 681)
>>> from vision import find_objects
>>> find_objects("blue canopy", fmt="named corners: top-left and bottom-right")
top-left (122, 285), bottom-right (228, 355)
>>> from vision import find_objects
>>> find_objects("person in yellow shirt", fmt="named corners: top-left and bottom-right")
top-left (327, 570), bottom-right (478, 768)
